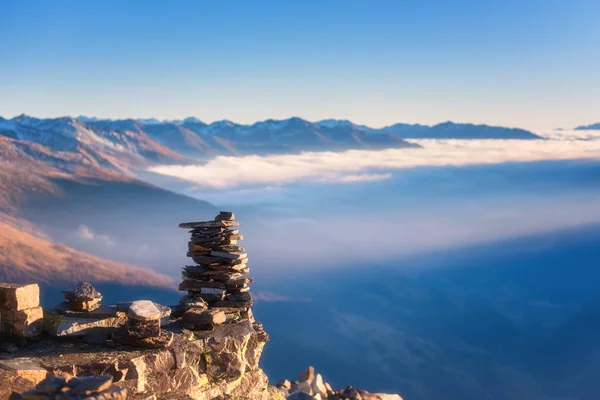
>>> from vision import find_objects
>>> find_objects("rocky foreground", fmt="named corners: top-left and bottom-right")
top-left (0, 212), bottom-right (403, 399)
top-left (1, 319), bottom-right (274, 399)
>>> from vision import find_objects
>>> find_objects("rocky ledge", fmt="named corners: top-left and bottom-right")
top-left (0, 320), bottom-right (278, 400)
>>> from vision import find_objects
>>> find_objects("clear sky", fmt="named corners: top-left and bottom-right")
top-left (1, 0), bottom-right (599, 130)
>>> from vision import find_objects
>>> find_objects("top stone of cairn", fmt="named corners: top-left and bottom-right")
top-left (128, 300), bottom-right (161, 321)
top-left (215, 211), bottom-right (235, 221)
top-left (70, 282), bottom-right (102, 301)
top-left (178, 211), bottom-right (238, 229)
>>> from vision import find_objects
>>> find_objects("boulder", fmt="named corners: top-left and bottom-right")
top-left (311, 373), bottom-right (327, 397)
top-left (2, 306), bottom-right (43, 338)
top-left (0, 283), bottom-right (39, 311)
top-left (182, 309), bottom-right (226, 331)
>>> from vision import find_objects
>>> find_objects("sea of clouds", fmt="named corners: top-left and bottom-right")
top-left (148, 130), bottom-right (600, 190)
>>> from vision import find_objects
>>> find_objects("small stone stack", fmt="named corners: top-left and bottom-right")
top-left (277, 366), bottom-right (403, 400)
top-left (0, 283), bottom-right (43, 340)
top-left (178, 211), bottom-right (253, 330)
top-left (112, 300), bottom-right (173, 348)
top-left (61, 282), bottom-right (103, 312)
top-left (10, 374), bottom-right (127, 400)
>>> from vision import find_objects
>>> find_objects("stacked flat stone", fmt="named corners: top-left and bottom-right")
top-left (0, 283), bottom-right (43, 339)
top-left (61, 282), bottom-right (103, 312)
top-left (178, 211), bottom-right (253, 330)
top-left (112, 300), bottom-right (173, 348)
top-left (10, 374), bottom-right (127, 400)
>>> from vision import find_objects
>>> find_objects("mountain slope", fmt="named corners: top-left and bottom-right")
top-left (0, 131), bottom-right (216, 275)
top-left (0, 217), bottom-right (173, 287)
top-left (0, 115), bottom-right (188, 173)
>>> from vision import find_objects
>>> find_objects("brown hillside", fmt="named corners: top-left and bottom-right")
top-left (0, 218), bottom-right (174, 288)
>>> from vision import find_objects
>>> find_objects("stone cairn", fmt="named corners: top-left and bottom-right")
top-left (60, 282), bottom-right (103, 313)
top-left (10, 374), bottom-right (127, 400)
top-left (178, 211), bottom-right (254, 331)
top-left (0, 283), bottom-right (43, 341)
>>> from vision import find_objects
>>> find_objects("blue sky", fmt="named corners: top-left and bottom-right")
top-left (1, 0), bottom-right (599, 130)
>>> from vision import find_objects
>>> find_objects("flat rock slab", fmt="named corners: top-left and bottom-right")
top-left (56, 302), bottom-right (118, 319)
top-left (0, 283), bottom-right (40, 311)
top-left (117, 302), bottom-right (171, 326)
top-left (214, 299), bottom-right (253, 309)
top-left (43, 309), bottom-right (126, 337)
top-left (0, 358), bottom-right (47, 384)
top-left (210, 250), bottom-right (247, 260)
top-left (179, 220), bottom-right (239, 229)
top-left (224, 277), bottom-right (253, 290)
top-left (179, 279), bottom-right (226, 291)
top-left (128, 300), bottom-right (161, 321)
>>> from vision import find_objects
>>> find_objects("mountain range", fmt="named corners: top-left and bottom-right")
top-left (0, 115), bottom-right (542, 169)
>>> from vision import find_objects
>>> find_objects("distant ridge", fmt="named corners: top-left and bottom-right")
top-left (1, 115), bottom-right (541, 163)
top-left (575, 122), bottom-right (600, 130)
top-left (0, 115), bottom-right (419, 160)
top-left (72, 115), bottom-right (540, 139)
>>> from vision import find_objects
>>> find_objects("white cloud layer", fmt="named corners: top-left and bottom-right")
top-left (149, 135), bottom-right (600, 190)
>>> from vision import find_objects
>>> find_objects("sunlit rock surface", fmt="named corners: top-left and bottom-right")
top-left (1, 320), bottom-right (271, 399)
